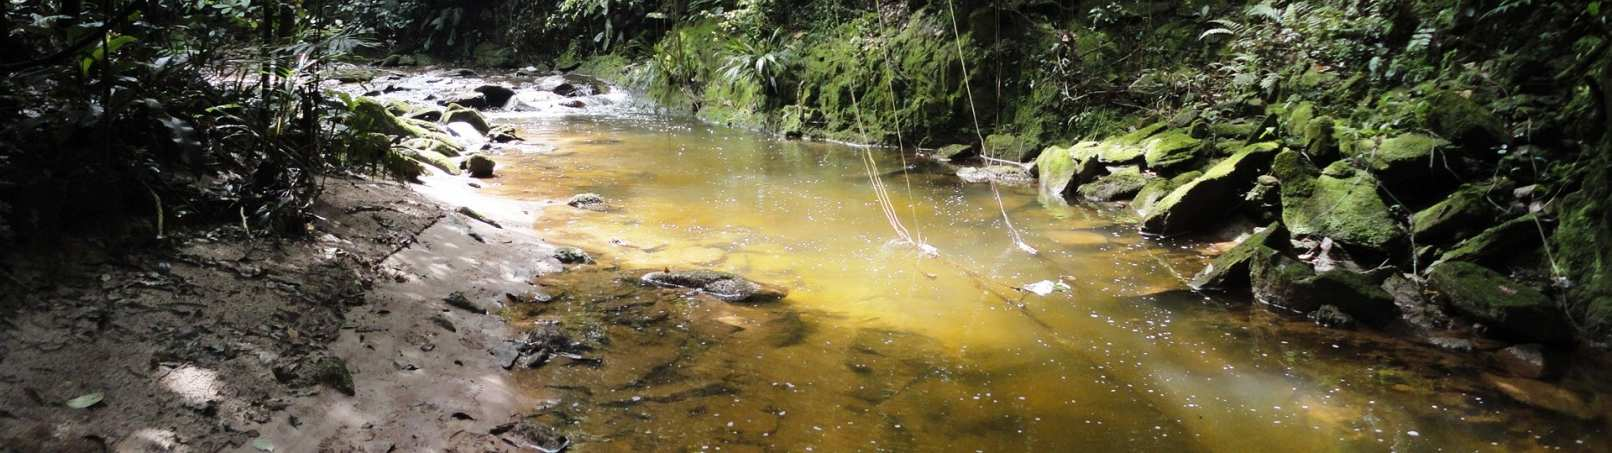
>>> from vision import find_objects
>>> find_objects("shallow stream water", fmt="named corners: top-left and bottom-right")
top-left (478, 91), bottom-right (1605, 451)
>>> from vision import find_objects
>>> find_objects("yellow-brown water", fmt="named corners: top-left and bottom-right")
top-left (487, 111), bottom-right (1605, 451)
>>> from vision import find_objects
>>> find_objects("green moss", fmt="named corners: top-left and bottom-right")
top-left (1431, 214), bottom-right (1543, 269)
top-left (1425, 90), bottom-right (1505, 146)
top-left (443, 105), bottom-right (490, 134)
top-left (986, 134), bottom-right (1038, 162)
top-left (1191, 223), bottom-right (1286, 291)
top-left (1279, 159), bottom-right (1403, 251)
top-left (1077, 167), bottom-right (1153, 202)
top-left (1034, 144), bottom-right (1080, 205)
top-left (1140, 144), bottom-right (1279, 235)
top-left (1411, 183), bottom-right (1503, 243)
top-left (1428, 261), bottom-right (1567, 343)
top-left (1141, 129), bottom-right (1203, 173)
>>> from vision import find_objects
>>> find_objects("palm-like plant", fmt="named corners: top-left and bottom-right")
top-left (719, 29), bottom-right (792, 93)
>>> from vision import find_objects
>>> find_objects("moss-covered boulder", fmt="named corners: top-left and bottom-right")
top-left (1077, 167), bottom-right (1153, 202)
top-left (1426, 90), bottom-right (1505, 148)
top-left (1190, 223), bottom-right (1286, 291)
top-left (1034, 142), bottom-right (1103, 204)
top-left (1301, 115), bottom-right (1338, 163)
top-left (1133, 170), bottom-right (1201, 218)
top-left (985, 134), bottom-right (1038, 162)
top-left (957, 165), bottom-right (1033, 186)
top-left (1141, 130), bottom-right (1203, 174)
top-left (934, 143), bottom-right (975, 161)
top-left (1139, 143), bottom-right (1278, 235)
top-left (1411, 183), bottom-right (1504, 244)
top-left (1276, 154), bottom-right (1404, 252)
top-left (1552, 155), bottom-right (1612, 341)
top-left (1355, 133), bottom-right (1457, 195)
top-left (1429, 214), bottom-right (1546, 269)
top-left (1252, 253), bottom-right (1399, 323)
top-left (1428, 262), bottom-right (1569, 344)
top-left (1094, 122), bottom-right (1167, 164)
top-left (1209, 120), bottom-right (1259, 140)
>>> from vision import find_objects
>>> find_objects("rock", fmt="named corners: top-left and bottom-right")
top-left (474, 85), bottom-right (516, 109)
top-left (535, 74), bottom-right (608, 97)
top-left (1134, 170), bottom-right (1201, 217)
top-left (1252, 253), bottom-right (1399, 323)
top-left (309, 357), bottom-right (355, 396)
top-left (1427, 261), bottom-right (1570, 344)
top-left (396, 143), bottom-right (460, 175)
top-left (1411, 183), bottom-right (1504, 244)
top-left (491, 420), bottom-right (569, 452)
top-left (1356, 133), bottom-right (1456, 193)
top-left (466, 155), bottom-right (496, 178)
top-left (984, 134), bottom-right (1038, 162)
top-left (566, 193), bottom-right (608, 211)
top-left (1307, 305), bottom-right (1357, 329)
top-left (957, 165), bottom-right (1034, 186)
top-left (348, 97), bottom-right (462, 147)
top-left (1077, 168), bottom-right (1153, 202)
top-left (1430, 214), bottom-right (1546, 269)
top-left (553, 246), bottom-right (592, 264)
top-left (472, 42), bottom-right (514, 68)
top-left (560, 100), bottom-right (585, 108)
top-left (1426, 90), bottom-right (1505, 148)
top-left (1139, 142), bottom-right (1278, 236)
top-left (1383, 273), bottom-right (1453, 331)
top-left (1242, 174), bottom-right (1280, 221)
top-left (1275, 153), bottom-right (1404, 252)
top-left (1140, 130), bottom-right (1203, 174)
top-left (640, 270), bottom-right (788, 303)
top-left (443, 291), bottom-right (487, 314)
top-left (1482, 374), bottom-right (1600, 420)
top-left (379, 54), bottom-right (416, 67)
top-left (933, 143), bottom-right (975, 161)
top-left (443, 106), bottom-right (491, 135)
top-left (1301, 115), bottom-right (1338, 163)
top-left (330, 66), bottom-right (378, 83)
top-left (490, 341), bottom-right (522, 369)
top-left (441, 92), bottom-right (489, 110)
top-left (1492, 344), bottom-right (1562, 379)
top-left (488, 125), bottom-right (524, 143)
top-left (1208, 119), bottom-right (1259, 139)
top-left (1190, 223), bottom-right (1286, 291)
top-left (1094, 122), bottom-right (1167, 165)
top-left (1034, 142), bottom-right (1101, 204)
top-left (1551, 159), bottom-right (1612, 343)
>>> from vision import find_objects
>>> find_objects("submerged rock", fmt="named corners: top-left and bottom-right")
top-left (566, 193), bottom-right (609, 211)
top-left (1307, 305), bottom-right (1357, 329)
top-left (1251, 252), bottom-right (1398, 323)
top-left (553, 246), bottom-right (593, 264)
top-left (957, 165), bottom-right (1033, 186)
top-left (1427, 261), bottom-right (1569, 344)
top-left (640, 270), bottom-right (788, 303)
top-left (1492, 344), bottom-right (1563, 379)
top-left (1482, 374), bottom-right (1601, 420)
top-left (1140, 142), bottom-right (1278, 236)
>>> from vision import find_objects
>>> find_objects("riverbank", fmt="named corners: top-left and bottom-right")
top-left (0, 166), bottom-right (574, 450)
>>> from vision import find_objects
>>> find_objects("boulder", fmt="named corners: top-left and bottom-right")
top-left (535, 74), bottom-right (608, 97)
top-left (1139, 143), bottom-right (1279, 236)
top-left (1035, 142), bottom-right (1103, 204)
top-left (396, 143), bottom-right (459, 175)
top-left (1300, 115), bottom-right (1338, 163)
top-left (553, 247), bottom-right (593, 264)
top-left (1132, 170), bottom-right (1200, 218)
top-left (1077, 167), bottom-right (1153, 202)
top-left (984, 134), bottom-right (1039, 162)
top-left (1275, 153), bottom-right (1404, 252)
top-left (475, 85), bottom-right (517, 109)
top-left (443, 106), bottom-right (491, 135)
top-left (1356, 133), bottom-right (1456, 194)
top-left (1094, 122), bottom-right (1167, 164)
top-left (1426, 90), bottom-right (1506, 148)
top-left (933, 143), bottom-right (974, 161)
top-left (1411, 183), bottom-right (1504, 244)
top-left (1140, 130), bottom-right (1204, 174)
top-left (1242, 174), bottom-right (1280, 222)
top-left (1429, 214), bottom-right (1546, 269)
top-left (1209, 119), bottom-right (1259, 140)
top-left (1427, 261), bottom-right (1570, 344)
top-left (1189, 222), bottom-right (1286, 291)
top-left (958, 165), bottom-right (1034, 186)
top-left (1307, 305), bottom-right (1357, 329)
top-left (1251, 254), bottom-right (1399, 323)
top-left (348, 97), bottom-right (461, 147)
top-left (640, 270), bottom-right (788, 303)
top-left (467, 155), bottom-right (496, 178)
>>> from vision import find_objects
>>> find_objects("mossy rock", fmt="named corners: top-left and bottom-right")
top-left (1077, 167), bottom-right (1154, 202)
top-left (396, 141), bottom-right (460, 175)
top-left (1425, 90), bottom-right (1505, 148)
top-left (1141, 130), bottom-right (1204, 174)
top-left (1301, 115), bottom-right (1338, 163)
top-left (1552, 154), bottom-right (1612, 340)
top-left (1411, 183), bottom-right (1505, 244)
top-left (1139, 144), bottom-right (1279, 236)
top-left (1209, 120), bottom-right (1259, 140)
top-left (1252, 253), bottom-right (1398, 323)
top-left (1277, 155), bottom-right (1404, 252)
top-left (934, 144), bottom-right (975, 161)
top-left (1429, 214), bottom-right (1546, 270)
top-left (309, 356), bottom-right (355, 396)
top-left (1034, 143), bottom-right (1101, 205)
top-left (1093, 122), bottom-right (1167, 164)
top-left (1282, 101), bottom-right (1315, 136)
top-left (985, 134), bottom-right (1038, 162)
top-left (349, 97), bottom-right (462, 150)
top-left (1133, 170), bottom-right (1200, 218)
top-left (1357, 132), bottom-right (1457, 194)
top-left (443, 105), bottom-right (491, 135)
top-left (1428, 261), bottom-right (1569, 344)
top-left (1191, 223), bottom-right (1287, 291)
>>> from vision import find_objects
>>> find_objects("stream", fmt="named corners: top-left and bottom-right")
top-left (376, 72), bottom-right (1603, 451)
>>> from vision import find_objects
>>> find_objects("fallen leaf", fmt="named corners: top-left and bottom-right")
top-left (65, 392), bottom-right (104, 409)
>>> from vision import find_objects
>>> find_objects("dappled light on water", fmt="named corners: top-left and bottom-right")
top-left (487, 112), bottom-right (1604, 451)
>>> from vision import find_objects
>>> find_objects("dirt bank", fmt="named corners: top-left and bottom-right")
top-left (0, 171), bottom-right (569, 451)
